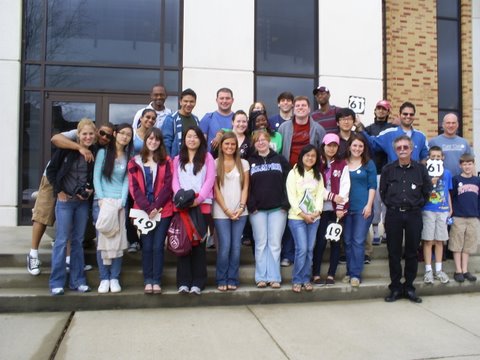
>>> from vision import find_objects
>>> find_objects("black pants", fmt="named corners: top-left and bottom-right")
top-left (312, 211), bottom-right (340, 277)
top-left (176, 241), bottom-right (207, 290)
top-left (385, 209), bottom-right (422, 292)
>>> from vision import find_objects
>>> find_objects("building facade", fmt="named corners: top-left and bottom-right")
top-left (0, 0), bottom-right (478, 225)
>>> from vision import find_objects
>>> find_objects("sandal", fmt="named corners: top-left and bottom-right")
top-left (292, 284), bottom-right (302, 293)
top-left (270, 282), bottom-right (281, 289)
top-left (227, 285), bottom-right (237, 291)
top-left (303, 283), bottom-right (313, 292)
top-left (313, 276), bottom-right (322, 284)
top-left (153, 284), bottom-right (162, 294)
top-left (144, 284), bottom-right (153, 294)
top-left (217, 285), bottom-right (227, 292)
top-left (257, 281), bottom-right (267, 288)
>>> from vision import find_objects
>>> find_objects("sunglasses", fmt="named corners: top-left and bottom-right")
top-left (401, 112), bottom-right (415, 117)
top-left (98, 130), bottom-right (113, 139)
top-left (395, 145), bottom-right (410, 151)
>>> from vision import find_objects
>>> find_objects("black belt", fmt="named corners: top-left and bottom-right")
top-left (388, 206), bottom-right (420, 212)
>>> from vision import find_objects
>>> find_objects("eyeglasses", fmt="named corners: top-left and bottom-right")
top-left (401, 112), bottom-right (415, 117)
top-left (395, 145), bottom-right (410, 151)
top-left (338, 117), bottom-right (354, 122)
top-left (98, 130), bottom-right (113, 139)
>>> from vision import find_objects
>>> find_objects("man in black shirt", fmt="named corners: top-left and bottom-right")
top-left (380, 135), bottom-right (432, 303)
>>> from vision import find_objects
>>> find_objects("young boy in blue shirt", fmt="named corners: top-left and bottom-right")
top-left (449, 154), bottom-right (480, 282)
top-left (422, 146), bottom-right (452, 284)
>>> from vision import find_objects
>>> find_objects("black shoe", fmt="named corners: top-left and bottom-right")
top-left (384, 290), bottom-right (402, 302)
top-left (463, 272), bottom-right (477, 282)
top-left (364, 255), bottom-right (371, 264)
top-left (454, 272), bottom-right (465, 283)
top-left (405, 290), bottom-right (422, 303)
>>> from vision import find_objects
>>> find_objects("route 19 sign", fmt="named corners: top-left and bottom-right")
top-left (348, 95), bottom-right (366, 114)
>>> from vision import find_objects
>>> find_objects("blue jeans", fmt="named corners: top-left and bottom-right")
top-left (49, 199), bottom-right (89, 289)
top-left (214, 216), bottom-right (247, 286)
top-left (289, 219), bottom-right (319, 284)
top-left (280, 225), bottom-right (295, 262)
top-left (141, 217), bottom-right (172, 285)
top-left (250, 209), bottom-right (287, 283)
top-left (343, 211), bottom-right (373, 280)
top-left (92, 199), bottom-right (123, 281)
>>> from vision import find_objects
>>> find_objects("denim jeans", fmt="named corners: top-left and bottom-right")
top-left (289, 219), bottom-right (320, 284)
top-left (312, 211), bottom-right (341, 277)
top-left (214, 216), bottom-right (247, 286)
top-left (49, 199), bottom-right (89, 289)
top-left (280, 225), bottom-right (295, 262)
top-left (92, 199), bottom-right (123, 281)
top-left (250, 209), bottom-right (287, 283)
top-left (343, 211), bottom-right (373, 280)
top-left (141, 217), bottom-right (172, 285)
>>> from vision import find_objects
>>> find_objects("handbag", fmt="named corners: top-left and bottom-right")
top-left (167, 213), bottom-right (192, 256)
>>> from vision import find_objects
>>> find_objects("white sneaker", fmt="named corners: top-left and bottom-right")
top-left (190, 286), bottom-right (201, 295)
top-left (424, 270), bottom-right (434, 284)
top-left (110, 279), bottom-right (122, 293)
top-left (51, 287), bottom-right (64, 296)
top-left (27, 255), bottom-right (41, 276)
top-left (435, 270), bottom-right (450, 284)
top-left (178, 286), bottom-right (190, 294)
top-left (98, 280), bottom-right (110, 293)
top-left (76, 284), bottom-right (91, 293)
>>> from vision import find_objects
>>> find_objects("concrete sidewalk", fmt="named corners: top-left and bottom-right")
top-left (1, 293), bottom-right (480, 360)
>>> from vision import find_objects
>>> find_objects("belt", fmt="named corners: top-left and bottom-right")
top-left (388, 206), bottom-right (420, 212)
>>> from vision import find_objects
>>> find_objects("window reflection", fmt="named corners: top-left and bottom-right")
top-left (51, 101), bottom-right (96, 133)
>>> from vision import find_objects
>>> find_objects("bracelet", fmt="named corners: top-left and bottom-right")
top-left (239, 204), bottom-right (245, 209)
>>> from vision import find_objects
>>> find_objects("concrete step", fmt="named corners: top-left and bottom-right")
top-left (1, 277), bottom-right (479, 313)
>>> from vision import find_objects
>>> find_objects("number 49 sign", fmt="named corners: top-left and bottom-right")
top-left (348, 95), bottom-right (366, 115)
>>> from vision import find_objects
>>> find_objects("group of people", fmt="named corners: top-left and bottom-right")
top-left (27, 84), bottom-right (479, 303)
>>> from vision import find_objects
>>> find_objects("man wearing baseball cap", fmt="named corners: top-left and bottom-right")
top-left (364, 100), bottom-right (395, 245)
top-left (311, 86), bottom-right (340, 133)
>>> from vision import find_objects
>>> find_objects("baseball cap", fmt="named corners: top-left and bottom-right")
top-left (322, 133), bottom-right (340, 145)
top-left (375, 100), bottom-right (391, 111)
top-left (313, 86), bottom-right (330, 95)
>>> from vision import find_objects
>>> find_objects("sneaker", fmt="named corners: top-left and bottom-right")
top-left (453, 272), bottom-right (465, 283)
top-left (280, 258), bottom-right (292, 267)
top-left (190, 286), bottom-right (201, 295)
top-left (110, 279), bottom-right (122, 293)
top-left (178, 286), bottom-right (190, 294)
top-left (463, 272), bottom-right (477, 282)
top-left (98, 280), bottom-right (110, 293)
top-left (27, 255), bottom-right (41, 276)
top-left (364, 255), bottom-right (371, 264)
top-left (206, 235), bottom-right (215, 249)
top-left (350, 277), bottom-right (360, 287)
top-left (342, 275), bottom-right (351, 283)
top-left (424, 270), bottom-right (434, 284)
top-left (338, 255), bottom-right (347, 264)
top-left (372, 237), bottom-right (381, 246)
top-left (84, 264), bottom-right (93, 271)
top-left (127, 242), bottom-right (141, 253)
top-left (434, 270), bottom-right (450, 284)
top-left (75, 284), bottom-right (91, 293)
top-left (51, 287), bottom-right (64, 296)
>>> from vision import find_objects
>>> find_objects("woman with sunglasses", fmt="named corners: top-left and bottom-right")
top-left (93, 123), bottom-right (134, 293)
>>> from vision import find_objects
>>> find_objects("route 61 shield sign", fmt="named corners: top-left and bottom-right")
top-left (325, 222), bottom-right (343, 242)
top-left (426, 159), bottom-right (444, 177)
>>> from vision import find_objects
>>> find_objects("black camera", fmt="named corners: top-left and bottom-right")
top-left (75, 182), bottom-right (93, 199)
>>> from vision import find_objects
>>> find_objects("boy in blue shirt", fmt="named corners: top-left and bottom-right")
top-left (422, 146), bottom-right (452, 284)
top-left (449, 154), bottom-right (480, 282)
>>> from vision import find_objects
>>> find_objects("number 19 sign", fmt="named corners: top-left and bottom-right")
top-left (348, 95), bottom-right (366, 115)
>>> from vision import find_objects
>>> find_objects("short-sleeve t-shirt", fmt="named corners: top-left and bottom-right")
top-left (423, 169), bottom-right (453, 212)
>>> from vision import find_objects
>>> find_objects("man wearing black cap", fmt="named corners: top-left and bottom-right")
top-left (311, 86), bottom-right (340, 133)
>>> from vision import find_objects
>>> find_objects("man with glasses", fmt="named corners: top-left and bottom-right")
top-left (358, 102), bottom-right (429, 163)
top-left (380, 135), bottom-right (431, 303)
top-left (27, 123), bottom-right (114, 275)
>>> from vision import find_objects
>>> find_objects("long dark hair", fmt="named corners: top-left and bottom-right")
top-left (296, 144), bottom-right (321, 180)
top-left (347, 134), bottom-right (370, 165)
top-left (140, 127), bottom-right (168, 165)
top-left (102, 123), bottom-right (133, 180)
top-left (179, 126), bottom-right (207, 175)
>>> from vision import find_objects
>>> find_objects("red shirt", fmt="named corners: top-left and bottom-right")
top-left (289, 119), bottom-right (310, 166)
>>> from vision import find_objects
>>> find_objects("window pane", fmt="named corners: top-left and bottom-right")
top-left (256, 0), bottom-right (315, 74)
top-left (25, 65), bottom-right (41, 87)
top-left (21, 92), bottom-right (42, 210)
top-left (24, 0), bottom-right (44, 60)
top-left (46, 0), bottom-right (163, 66)
top-left (45, 66), bottom-right (172, 92)
top-left (437, 0), bottom-right (458, 18)
top-left (256, 76), bottom-right (315, 116)
top-left (164, 0), bottom-right (180, 66)
top-left (437, 20), bottom-right (460, 110)
top-left (109, 103), bottom-right (146, 125)
top-left (51, 101), bottom-right (96, 133)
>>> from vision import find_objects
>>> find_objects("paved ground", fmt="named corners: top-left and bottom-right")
top-left (1, 293), bottom-right (480, 360)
